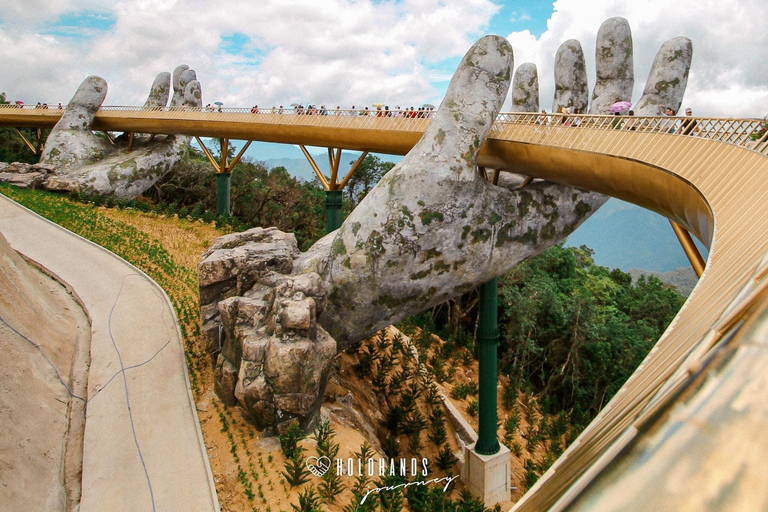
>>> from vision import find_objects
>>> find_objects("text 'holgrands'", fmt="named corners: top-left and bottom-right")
top-left (335, 457), bottom-right (430, 477)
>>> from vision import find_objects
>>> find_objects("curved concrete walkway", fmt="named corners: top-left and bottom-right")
top-left (0, 194), bottom-right (219, 512)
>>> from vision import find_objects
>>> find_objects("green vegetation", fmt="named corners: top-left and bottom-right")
top-left (146, 146), bottom-right (325, 250)
top-left (498, 244), bottom-right (684, 426)
top-left (1, 93), bottom-right (46, 164)
top-left (343, 155), bottom-right (395, 210)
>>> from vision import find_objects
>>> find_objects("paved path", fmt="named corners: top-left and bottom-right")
top-left (0, 194), bottom-right (219, 512)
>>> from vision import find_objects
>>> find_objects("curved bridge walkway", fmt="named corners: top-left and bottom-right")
top-left (0, 194), bottom-right (219, 512)
top-left (3, 105), bottom-right (768, 510)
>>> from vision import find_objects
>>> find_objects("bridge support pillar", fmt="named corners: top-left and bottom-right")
top-left (299, 145), bottom-right (369, 234)
top-left (325, 190), bottom-right (343, 233)
top-left (670, 220), bottom-right (705, 277)
top-left (462, 277), bottom-right (511, 506)
top-left (216, 172), bottom-right (231, 217)
top-left (196, 136), bottom-right (252, 218)
top-left (13, 127), bottom-right (45, 156)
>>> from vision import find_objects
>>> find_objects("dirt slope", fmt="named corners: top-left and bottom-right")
top-left (0, 231), bottom-right (90, 512)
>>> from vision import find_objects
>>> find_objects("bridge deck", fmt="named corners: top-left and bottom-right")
top-left (2, 105), bottom-right (768, 510)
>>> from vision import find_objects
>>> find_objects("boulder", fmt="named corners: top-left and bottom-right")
top-left (201, 227), bottom-right (336, 431)
top-left (0, 162), bottom-right (55, 189)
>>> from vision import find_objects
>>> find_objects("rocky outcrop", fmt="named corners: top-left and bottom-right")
top-left (33, 65), bottom-right (202, 200)
top-left (589, 17), bottom-right (634, 114)
top-left (0, 162), bottom-right (55, 188)
top-left (512, 63), bottom-right (539, 112)
top-left (199, 228), bottom-right (336, 432)
top-left (553, 39), bottom-right (589, 114)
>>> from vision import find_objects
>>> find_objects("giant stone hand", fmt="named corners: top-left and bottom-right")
top-left (200, 19), bottom-right (694, 431)
top-left (296, 35), bottom-right (608, 347)
top-left (39, 65), bottom-right (202, 199)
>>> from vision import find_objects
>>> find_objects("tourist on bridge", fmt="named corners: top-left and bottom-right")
top-left (680, 108), bottom-right (698, 135)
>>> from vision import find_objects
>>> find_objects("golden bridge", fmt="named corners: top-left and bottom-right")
top-left (2, 105), bottom-right (767, 511)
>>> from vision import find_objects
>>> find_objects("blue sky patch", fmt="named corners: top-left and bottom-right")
top-left (220, 33), bottom-right (251, 55)
top-left (489, 0), bottom-right (553, 37)
top-left (42, 10), bottom-right (116, 40)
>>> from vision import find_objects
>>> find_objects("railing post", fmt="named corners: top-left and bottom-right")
top-left (475, 277), bottom-right (501, 455)
top-left (216, 172), bottom-right (231, 217)
top-left (325, 189), bottom-right (343, 233)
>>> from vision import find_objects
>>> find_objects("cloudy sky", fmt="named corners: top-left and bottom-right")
top-left (1, 0), bottom-right (766, 119)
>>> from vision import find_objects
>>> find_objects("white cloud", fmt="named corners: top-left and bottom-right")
top-left (505, 0), bottom-right (768, 117)
top-left (510, 11), bottom-right (532, 23)
top-left (1, 0), bottom-right (499, 109)
top-left (2, 0), bottom-right (765, 119)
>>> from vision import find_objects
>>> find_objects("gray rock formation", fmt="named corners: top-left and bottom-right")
top-left (198, 227), bottom-right (336, 431)
top-left (512, 63), bottom-right (539, 112)
top-left (632, 37), bottom-right (693, 115)
top-left (553, 39), bottom-right (589, 114)
top-left (590, 17), bottom-right (634, 114)
top-left (0, 162), bottom-right (55, 189)
top-left (34, 66), bottom-right (201, 199)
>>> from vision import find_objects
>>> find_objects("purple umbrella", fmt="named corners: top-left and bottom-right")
top-left (609, 101), bottom-right (632, 113)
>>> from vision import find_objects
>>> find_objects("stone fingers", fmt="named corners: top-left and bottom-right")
top-left (632, 37), bottom-right (693, 116)
top-left (553, 40), bottom-right (588, 114)
top-left (512, 62), bottom-right (540, 112)
top-left (169, 67), bottom-right (202, 108)
top-left (170, 65), bottom-right (190, 106)
top-left (402, 35), bottom-right (514, 179)
top-left (590, 17), bottom-right (634, 114)
top-left (55, 76), bottom-right (107, 131)
top-left (143, 72), bottom-right (171, 108)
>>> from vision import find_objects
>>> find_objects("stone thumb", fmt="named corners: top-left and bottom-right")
top-left (57, 75), bottom-right (107, 131)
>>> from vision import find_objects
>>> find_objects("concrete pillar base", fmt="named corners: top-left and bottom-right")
top-left (461, 442), bottom-right (511, 507)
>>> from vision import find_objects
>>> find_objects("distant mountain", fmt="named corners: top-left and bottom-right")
top-left (261, 152), bottom-right (401, 183)
top-left (628, 267), bottom-right (699, 297)
top-left (262, 157), bottom-right (322, 183)
top-left (566, 198), bottom-right (708, 273)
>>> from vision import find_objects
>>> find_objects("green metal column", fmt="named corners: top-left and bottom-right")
top-left (475, 277), bottom-right (501, 455)
top-left (216, 172), bottom-right (231, 217)
top-left (325, 189), bottom-right (343, 233)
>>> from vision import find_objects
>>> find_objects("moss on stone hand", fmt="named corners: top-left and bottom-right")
top-left (419, 209), bottom-right (444, 226)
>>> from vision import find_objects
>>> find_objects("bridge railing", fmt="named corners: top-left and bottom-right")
top-left (492, 112), bottom-right (768, 156)
top-left (2, 103), bottom-right (767, 156)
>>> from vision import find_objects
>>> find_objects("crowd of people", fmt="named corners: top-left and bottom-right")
top-left (534, 104), bottom-right (699, 135)
top-left (0, 95), bottom-right (707, 138)
top-left (227, 104), bottom-right (437, 118)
